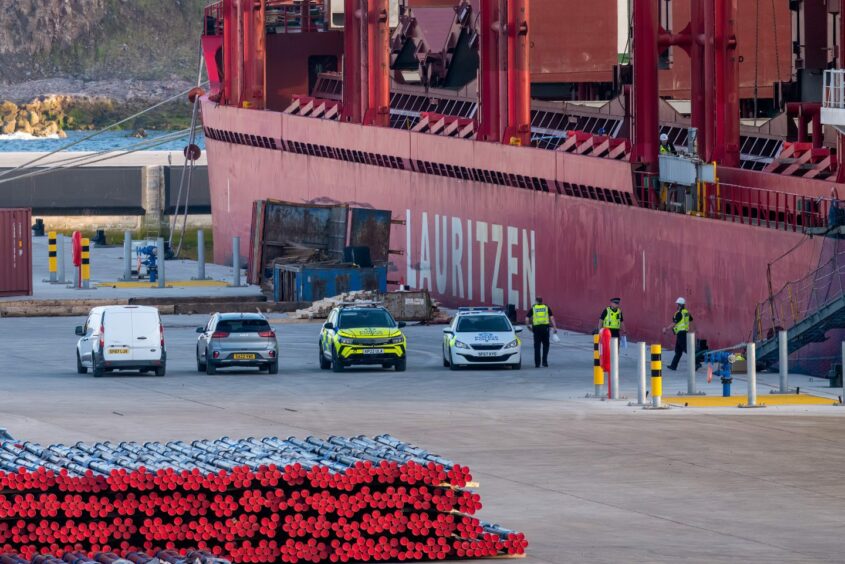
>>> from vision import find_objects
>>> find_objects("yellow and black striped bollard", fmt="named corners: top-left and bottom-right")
top-left (650, 344), bottom-right (663, 408)
top-left (80, 237), bottom-right (91, 289)
top-left (48, 231), bottom-right (57, 282)
top-left (593, 334), bottom-right (604, 397)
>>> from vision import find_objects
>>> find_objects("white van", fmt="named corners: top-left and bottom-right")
top-left (75, 305), bottom-right (166, 377)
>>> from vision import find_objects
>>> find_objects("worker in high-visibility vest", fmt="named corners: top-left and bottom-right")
top-left (664, 297), bottom-right (694, 371)
top-left (527, 297), bottom-right (557, 368)
top-left (659, 133), bottom-right (676, 155)
top-left (598, 297), bottom-right (625, 339)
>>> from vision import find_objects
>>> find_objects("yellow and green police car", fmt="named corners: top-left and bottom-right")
top-left (319, 303), bottom-right (407, 372)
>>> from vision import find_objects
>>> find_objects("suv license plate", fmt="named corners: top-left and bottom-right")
top-left (233, 353), bottom-right (256, 360)
top-left (362, 349), bottom-right (385, 355)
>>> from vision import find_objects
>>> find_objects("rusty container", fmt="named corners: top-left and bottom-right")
top-left (382, 290), bottom-right (433, 322)
top-left (0, 208), bottom-right (33, 297)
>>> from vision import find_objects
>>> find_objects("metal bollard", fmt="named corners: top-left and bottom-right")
top-left (56, 234), bottom-right (66, 284)
top-left (772, 330), bottom-right (790, 394)
top-left (610, 337), bottom-right (620, 399)
top-left (644, 344), bottom-right (669, 409)
top-left (232, 235), bottom-right (241, 287)
top-left (195, 228), bottom-right (208, 280)
top-left (681, 331), bottom-right (705, 395)
top-left (638, 341), bottom-right (647, 405)
top-left (740, 342), bottom-right (765, 408)
top-left (123, 230), bottom-right (132, 281)
top-left (47, 231), bottom-right (57, 282)
top-left (80, 237), bottom-right (90, 289)
top-left (592, 333), bottom-right (604, 398)
top-left (156, 237), bottom-right (166, 288)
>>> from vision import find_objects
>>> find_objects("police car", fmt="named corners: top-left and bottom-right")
top-left (442, 307), bottom-right (523, 370)
top-left (319, 302), bottom-right (407, 372)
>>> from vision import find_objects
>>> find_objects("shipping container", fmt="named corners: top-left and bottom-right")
top-left (0, 208), bottom-right (33, 297)
top-left (382, 290), bottom-right (434, 322)
top-left (274, 264), bottom-right (387, 302)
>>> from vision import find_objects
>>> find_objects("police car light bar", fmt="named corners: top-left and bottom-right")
top-left (457, 306), bottom-right (504, 313)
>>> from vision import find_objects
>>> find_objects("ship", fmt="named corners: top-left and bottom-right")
top-left (197, 0), bottom-right (845, 373)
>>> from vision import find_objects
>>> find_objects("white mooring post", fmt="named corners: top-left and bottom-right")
top-left (740, 342), bottom-right (765, 408)
top-left (610, 337), bottom-right (620, 400)
top-left (232, 236), bottom-right (242, 287)
top-left (772, 330), bottom-right (790, 394)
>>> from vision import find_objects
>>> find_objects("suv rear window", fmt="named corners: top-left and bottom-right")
top-left (338, 310), bottom-right (395, 329)
top-left (217, 319), bottom-right (271, 333)
top-left (456, 315), bottom-right (512, 333)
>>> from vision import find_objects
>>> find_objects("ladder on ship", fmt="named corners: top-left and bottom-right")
top-left (754, 228), bottom-right (845, 370)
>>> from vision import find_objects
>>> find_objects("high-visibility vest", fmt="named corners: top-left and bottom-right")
top-left (603, 307), bottom-right (622, 330)
top-left (660, 143), bottom-right (670, 154)
top-left (532, 304), bottom-right (550, 326)
top-left (673, 308), bottom-right (690, 334)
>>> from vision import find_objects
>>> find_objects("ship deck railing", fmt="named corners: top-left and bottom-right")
top-left (634, 172), bottom-right (833, 234)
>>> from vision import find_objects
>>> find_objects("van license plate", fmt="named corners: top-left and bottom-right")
top-left (233, 353), bottom-right (256, 360)
top-left (362, 349), bottom-right (384, 355)
top-left (109, 348), bottom-right (129, 354)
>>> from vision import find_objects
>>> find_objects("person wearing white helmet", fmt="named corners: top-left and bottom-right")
top-left (664, 297), bottom-right (694, 370)
top-left (659, 133), bottom-right (675, 155)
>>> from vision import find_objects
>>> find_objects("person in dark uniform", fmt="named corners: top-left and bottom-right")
top-left (665, 297), bottom-right (693, 371)
top-left (527, 297), bottom-right (557, 368)
top-left (599, 297), bottom-right (625, 339)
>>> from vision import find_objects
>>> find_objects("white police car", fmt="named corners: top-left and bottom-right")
top-left (442, 307), bottom-right (523, 370)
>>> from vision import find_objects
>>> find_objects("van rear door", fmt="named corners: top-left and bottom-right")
top-left (102, 309), bottom-right (133, 363)
top-left (131, 310), bottom-right (162, 361)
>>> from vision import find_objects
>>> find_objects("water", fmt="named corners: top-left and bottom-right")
top-left (0, 130), bottom-right (206, 152)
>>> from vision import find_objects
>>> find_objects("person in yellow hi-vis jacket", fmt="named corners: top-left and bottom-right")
top-left (664, 297), bottom-right (694, 371)
top-left (527, 297), bottom-right (558, 368)
top-left (598, 297), bottom-right (625, 339)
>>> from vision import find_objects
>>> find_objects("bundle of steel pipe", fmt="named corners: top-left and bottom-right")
top-left (0, 435), bottom-right (527, 562)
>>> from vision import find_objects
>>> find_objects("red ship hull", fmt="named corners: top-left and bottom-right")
top-left (201, 101), bottom-right (829, 351)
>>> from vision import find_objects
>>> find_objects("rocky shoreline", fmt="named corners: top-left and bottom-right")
top-left (0, 79), bottom-right (197, 136)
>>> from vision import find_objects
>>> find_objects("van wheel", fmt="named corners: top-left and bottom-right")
top-left (394, 357), bottom-right (407, 372)
top-left (76, 351), bottom-right (87, 374)
top-left (268, 361), bottom-right (279, 375)
top-left (318, 345), bottom-right (331, 370)
top-left (92, 363), bottom-right (104, 378)
top-left (154, 364), bottom-right (166, 377)
top-left (206, 360), bottom-right (217, 375)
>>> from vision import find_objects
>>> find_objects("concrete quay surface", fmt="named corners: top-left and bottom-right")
top-left (0, 315), bottom-right (843, 564)
top-left (4, 231), bottom-right (260, 302)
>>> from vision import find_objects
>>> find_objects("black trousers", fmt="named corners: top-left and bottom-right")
top-left (533, 326), bottom-right (550, 367)
top-left (669, 330), bottom-right (687, 370)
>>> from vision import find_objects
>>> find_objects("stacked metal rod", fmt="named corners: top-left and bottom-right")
top-left (0, 435), bottom-right (527, 562)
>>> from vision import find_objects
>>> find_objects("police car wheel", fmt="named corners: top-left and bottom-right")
top-left (448, 351), bottom-right (460, 371)
top-left (443, 355), bottom-right (450, 368)
top-left (511, 359), bottom-right (522, 370)
top-left (318, 344), bottom-right (331, 369)
top-left (331, 349), bottom-right (345, 372)
top-left (394, 358), bottom-right (407, 372)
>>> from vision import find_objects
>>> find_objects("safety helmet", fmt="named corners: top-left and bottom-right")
top-left (660, 133), bottom-right (669, 143)
top-left (676, 297), bottom-right (686, 305)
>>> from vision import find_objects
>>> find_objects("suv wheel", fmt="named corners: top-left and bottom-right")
top-left (197, 347), bottom-right (206, 372)
top-left (394, 357), bottom-right (407, 372)
top-left (206, 360), bottom-right (217, 375)
top-left (268, 360), bottom-right (279, 374)
top-left (76, 351), bottom-right (88, 374)
top-left (331, 348), bottom-right (345, 372)
top-left (319, 344), bottom-right (331, 370)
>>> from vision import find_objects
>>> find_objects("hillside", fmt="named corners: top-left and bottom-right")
top-left (0, 0), bottom-right (206, 86)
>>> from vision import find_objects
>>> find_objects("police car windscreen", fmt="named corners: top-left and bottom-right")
top-left (457, 315), bottom-right (511, 332)
top-left (217, 319), bottom-right (271, 333)
top-left (339, 310), bottom-right (394, 328)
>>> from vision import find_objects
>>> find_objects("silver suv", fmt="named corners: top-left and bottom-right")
top-left (196, 313), bottom-right (279, 374)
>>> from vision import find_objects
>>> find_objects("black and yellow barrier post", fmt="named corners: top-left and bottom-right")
top-left (47, 231), bottom-right (57, 283)
top-left (593, 334), bottom-right (604, 397)
top-left (650, 344), bottom-right (664, 409)
top-left (80, 237), bottom-right (91, 289)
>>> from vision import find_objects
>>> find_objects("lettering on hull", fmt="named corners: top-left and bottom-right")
top-left (405, 209), bottom-right (536, 310)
